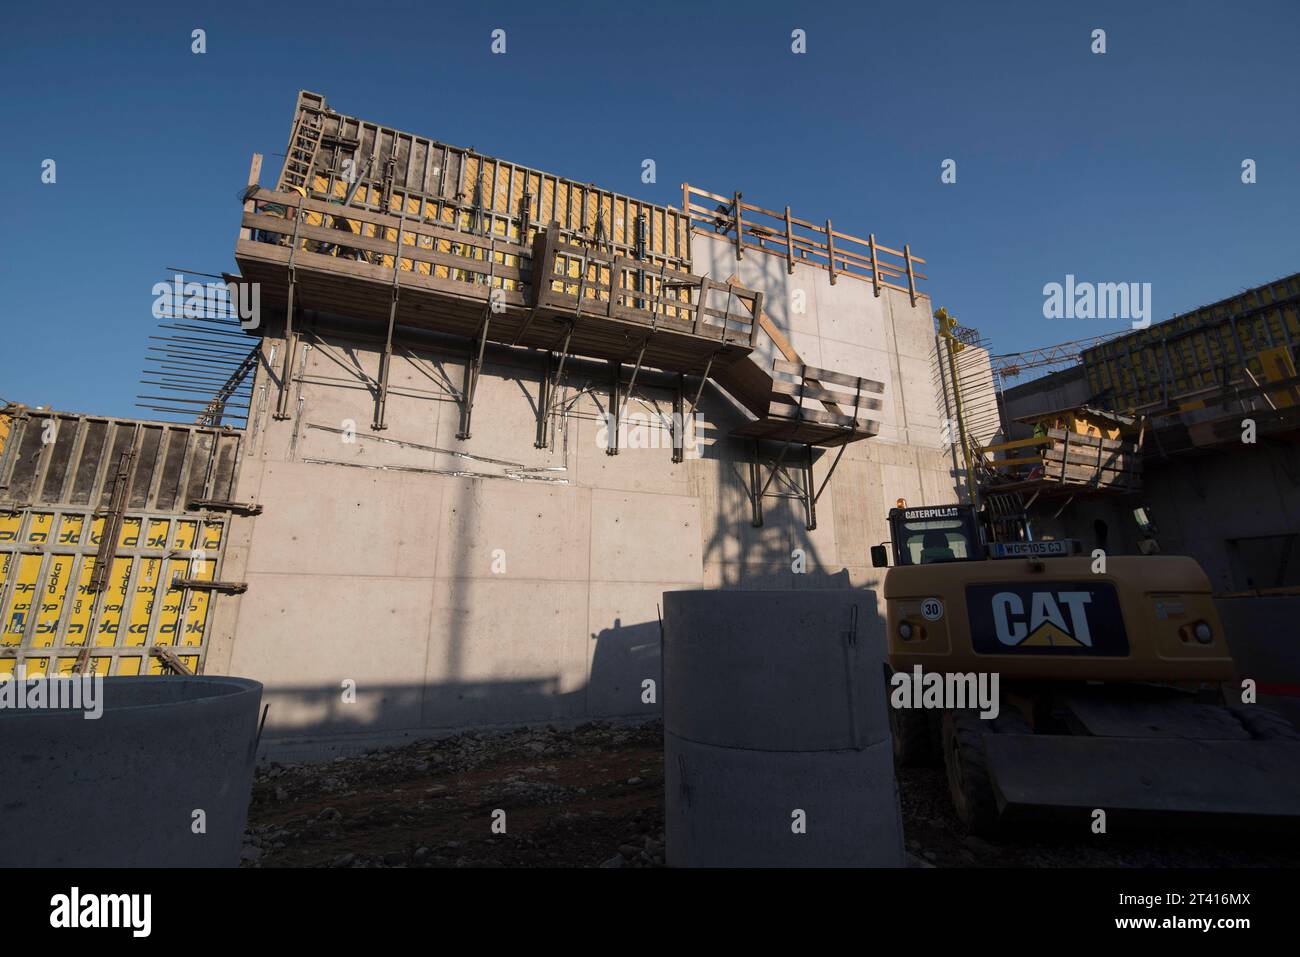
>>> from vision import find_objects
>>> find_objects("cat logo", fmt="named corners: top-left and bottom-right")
top-left (993, 591), bottom-right (1093, 647)
top-left (966, 583), bottom-right (1128, 656)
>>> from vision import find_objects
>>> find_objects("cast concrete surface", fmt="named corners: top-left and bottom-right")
top-left (208, 230), bottom-right (986, 754)
top-left (0, 676), bottom-right (262, 867)
top-left (663, 589), bottom-right (904, 866)
top-left (1217, 595), bottom-right (1300, 728)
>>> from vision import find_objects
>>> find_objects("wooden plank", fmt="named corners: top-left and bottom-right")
top-left (985, 455), bottom-right (1046, 469)
top-left (730, 416), bottom-right (881, 446)
top-left (1045, 428), bottom-right (1133, 451)
top-left (770, 379), bottom-right (883, 411)
top-left (764, 403), bottom-right (876, 429)
top-left (772, 358), bottom-right (884, 393)
top-left (241, 213), bottom-right (529, 282)
top-left (1042, 448), bottom-right (1142, 473)
top-left (980, 435), bottom-right (1052, 454)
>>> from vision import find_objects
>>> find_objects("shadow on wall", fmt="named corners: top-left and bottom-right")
top-left (255, 616), bottom-right (664, 757)
top-left (255, 581), bottom-right (882, 761)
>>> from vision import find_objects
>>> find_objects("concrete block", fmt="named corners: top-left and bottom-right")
top-left (662, 589), bottom-right (887, 751)
top-left (0, 677), bottom-right (262, 866)
top-left (687, 456), bottom-right (744, 565)
top-left (572, 402), bottom-right (693, 496)
top-left (811, 271), bottom-right (890, 350)
top-left (662, 589), bottom-right (902, 867)
top-left (427, 357), bottom-right (567, 474)
top-left (829, 459), bottom-right (881, 568)
top-left (879, 462), bottom-right (925, 512)
top-left (665, 733), bottom-right (903, 867)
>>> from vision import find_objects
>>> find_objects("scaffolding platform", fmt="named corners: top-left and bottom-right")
top-left (978, 406), bottom-right (1143, 497)
top-left (726, 359), bottom-right (883, 447)
top-left (235, 188), bottom-right (761, 374)
top-left (231, 91), bottom-right (897, 456)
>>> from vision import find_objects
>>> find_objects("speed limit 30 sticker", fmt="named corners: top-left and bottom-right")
top-left (920, 597), bottom-right (944, 621)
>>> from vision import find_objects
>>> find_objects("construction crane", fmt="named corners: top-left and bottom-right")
top-left (991, 331), bottom-right (1123, 380)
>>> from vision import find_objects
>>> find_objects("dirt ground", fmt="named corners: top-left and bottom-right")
top-left (243, 719), bottom-right (1299, 868)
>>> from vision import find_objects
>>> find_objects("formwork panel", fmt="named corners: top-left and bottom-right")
top-left (0, 507), bottom-right (226, 678)
top-left (1082, 272), bottom-right (1300, 411)
top-left (279, 91), bottom-right (691, 272)
top-left (0, 407), bottom-right (240, 678)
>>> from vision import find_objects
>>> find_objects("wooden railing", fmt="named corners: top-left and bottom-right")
top-left (977, 430), bottom-right (1141, 491)
top-left (681, 184), bottom-right (928, 303)
top-left (241, 187), bottom-right (529, 292)
top-left (531, 227), bottom-right (762, 348)
top-left (239, 188), bottom-right (762, 349)
top-left (767, 359), bottom-right (884, 432)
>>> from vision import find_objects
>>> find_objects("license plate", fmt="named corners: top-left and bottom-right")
top-left (990, 540), bottom-right (1075, 559)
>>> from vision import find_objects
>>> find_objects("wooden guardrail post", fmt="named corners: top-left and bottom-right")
top-left (826, 219), bottom-right (837, 285)
top-left (240, 154), bottom-right (263, 241)
top-left (904, 243), bottom-right (917, 305)
top-left (732, 192), bottom-right (744, 261)
top-left (784, 206), bottom-right (795, 274)
top-left (868, 233), bottom-right (880, 297)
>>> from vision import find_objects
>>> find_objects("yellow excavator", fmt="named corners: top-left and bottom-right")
top-left (871, 502), bottom-right (1300, 834)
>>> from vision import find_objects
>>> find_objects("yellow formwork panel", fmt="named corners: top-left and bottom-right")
top-left (63, 557), bottom-right (96, 647)
top-left (95, 557), bottom-right (132, 646)
top-left (0, 508), bottom-right (227, 676)
top-left (2, 554), bottom-right (41, 645)
top-left (56, 514), bottom-right (84, 547)
top-left (31, 554), bottom-right (75, 648)
top-left (26, 512), bottom-right (54, 545)
top-left (126, 557), bottom-right (162, 647)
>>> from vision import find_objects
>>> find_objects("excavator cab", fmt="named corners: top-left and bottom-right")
top-left (872, 504), bottom-right (986, 567)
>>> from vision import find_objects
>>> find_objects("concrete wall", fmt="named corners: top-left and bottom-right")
top-left (215, 234), bottom-right (963, 754)
top-left (999, 366), bottom-right (1091, 441)
top-left (1136, 452), bottom-right (1300, 591)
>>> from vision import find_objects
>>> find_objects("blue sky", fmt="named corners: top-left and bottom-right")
top-left (3, 0), bottom-right (1297, 417)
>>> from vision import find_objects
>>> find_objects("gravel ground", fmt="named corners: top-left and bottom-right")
top-left (243, 719), bottom-right (1299, 868)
